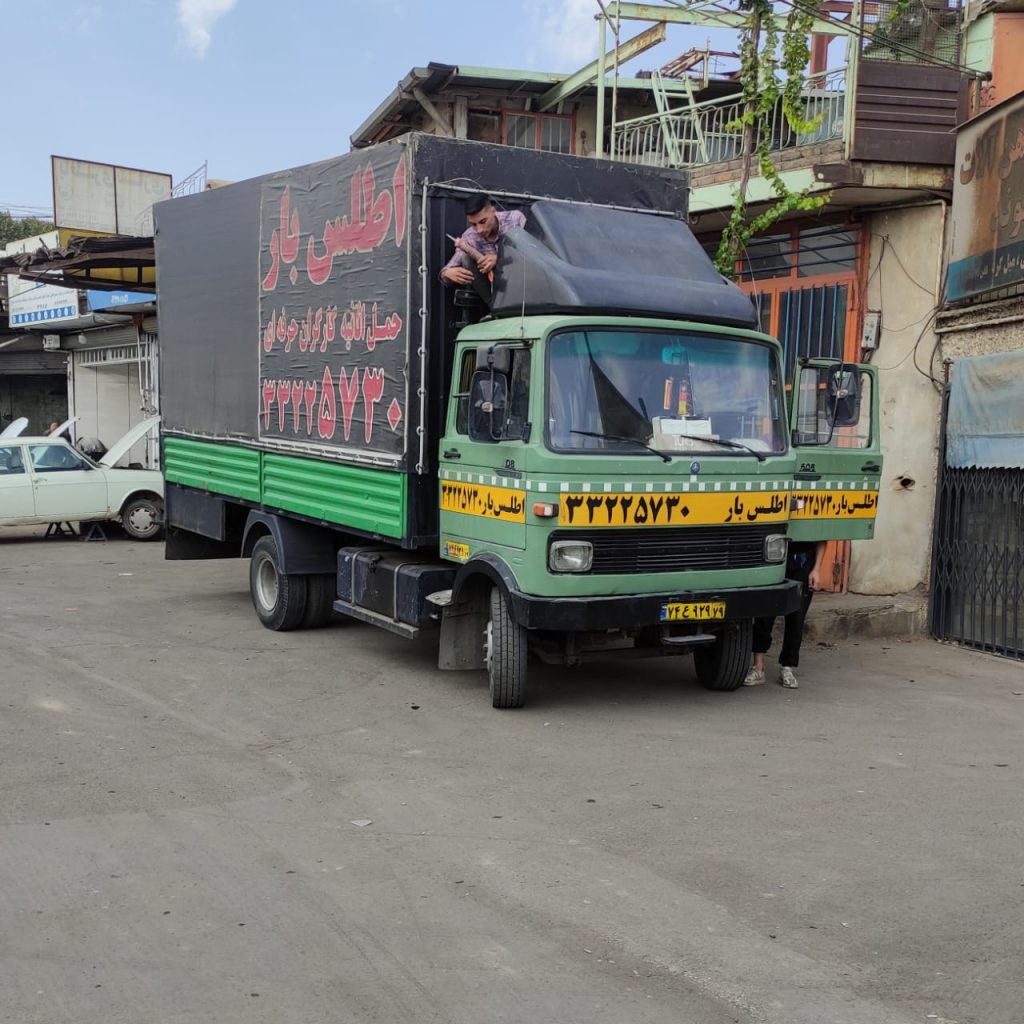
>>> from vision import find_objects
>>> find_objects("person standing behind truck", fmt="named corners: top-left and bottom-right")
top-left (440, 193), bottom-right (526, 286)
top-left (743, 540), bottom-right (827, 689)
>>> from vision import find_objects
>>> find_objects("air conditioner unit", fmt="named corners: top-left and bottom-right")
top-left (42, 334), bottom-right (61, 351)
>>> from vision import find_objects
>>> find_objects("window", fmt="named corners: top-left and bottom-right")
top-left (503, 111), bottom-right (574, 154)
top-left (454, 351), bottom-right (477, 435)
top-left (547, 329), bottom-right (786, 456)
top-left (0, 445), bottom-right (25, 475)
top-left (734, 225), bottom-right (858, 283)
top-left (455, 347), bottom-right (531, 439)
top-left (794, 367), bottom-right (874, 449)
top-left (30, 444), bottom-right (86, 473)
top-left (466, 106), bottom-right (575, 153)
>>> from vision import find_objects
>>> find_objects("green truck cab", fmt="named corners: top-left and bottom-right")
top-left (155, 135), bottom-right (881, 708)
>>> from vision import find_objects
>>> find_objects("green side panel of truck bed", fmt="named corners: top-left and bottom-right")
top-left (164, 437), bottom-right (261, 502)
top-left (164, 437), bottom-right (407, 539)
top-left (261, 452), bottom-right (406, 537)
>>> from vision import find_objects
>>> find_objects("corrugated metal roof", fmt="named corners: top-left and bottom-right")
top-left (0, 235), bottom-right (155, 294)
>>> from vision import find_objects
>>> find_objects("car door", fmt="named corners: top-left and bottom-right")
top-left (0, 443), bottom-right (35, 521)
top-left (28, 442), bottom-right (110, 521)
top-left (789, 360), bottom-right (883, 542)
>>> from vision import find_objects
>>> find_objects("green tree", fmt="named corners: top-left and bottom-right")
top-left (0, 210), bottom-right (56, 247)
top-left (714, 0), bottom-right (829, 279)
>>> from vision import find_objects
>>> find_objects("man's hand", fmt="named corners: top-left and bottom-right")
top-left (442, 266), bottom-right (474, 286)
top-left (477, 253), bottom-right (497, 275)
top-left (808, 567), bottom-right (823, 591)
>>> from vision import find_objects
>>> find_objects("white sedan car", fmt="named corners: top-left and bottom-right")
top-left (0, 417), bottom-right (164, 540)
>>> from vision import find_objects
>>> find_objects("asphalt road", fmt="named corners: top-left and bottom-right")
top-left (2, 526), bottom-right (1022, 1024)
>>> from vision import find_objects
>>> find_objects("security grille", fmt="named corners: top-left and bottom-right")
top-left (930, 467), bottom-right (1024, 659)
top-left (930, 392), bottom-right (1024, 660)
top-left (552, 524), bottom-right (778, 575)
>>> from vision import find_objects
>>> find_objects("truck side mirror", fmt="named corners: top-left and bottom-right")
top-left (827, 364), bottom-right (861, 427)
top-left (475, 344), bottom-right (513, 374)
top-left (468, 370), bottom-right (509, 443)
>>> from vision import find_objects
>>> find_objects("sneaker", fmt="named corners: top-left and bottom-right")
top-left (742, 666), bottom-right (765, 686)
top-left (778, 666), bottom-right (799, 688)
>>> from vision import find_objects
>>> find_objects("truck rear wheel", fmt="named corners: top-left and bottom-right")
top-left (300, 572), bottom-right (337, 628)
top-left (693, 619), bottom-right (752, 692)
top-left (250, 535), bottom-right (308, 631)
top-left (485, 586), bottom-right (526, 709)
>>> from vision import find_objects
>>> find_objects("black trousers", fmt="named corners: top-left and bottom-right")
top-left (752, 545), bottom-right (816, 668)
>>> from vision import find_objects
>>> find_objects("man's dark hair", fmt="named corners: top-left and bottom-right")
top-left (464, 193), bottom-right (493, 216)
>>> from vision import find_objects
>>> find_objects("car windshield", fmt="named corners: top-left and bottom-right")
top-left (546, 328), bottom-right (786, 457)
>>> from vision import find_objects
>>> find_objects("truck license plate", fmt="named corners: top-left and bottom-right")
top-left (660, 601), bottom-right (726, 622)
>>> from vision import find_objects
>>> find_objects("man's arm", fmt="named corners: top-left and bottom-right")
top-left (441, 230), bottom-right (476, 285)
top-left (808, 541), bottom-right (828, 591)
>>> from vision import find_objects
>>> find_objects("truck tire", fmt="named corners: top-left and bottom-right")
top-left (693, 619), bottom-right (752, 692)
top-left (121, 496), bottom-right (163, 541)
top-left (300, 572), bottom-right (337, 629)
top-left (485, 586), bottom-right (526, 709)
top-left (250, 535), bottom-right (308, 631)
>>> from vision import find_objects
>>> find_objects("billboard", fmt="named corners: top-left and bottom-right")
top-left (947, 94), bottom-right (1024, 302)
top-left (258, 147), bottom-right (409, 460)
top-left (8, 281), bottom-right (79, 326)
top-left (52, 156), bottom-right (172, 236)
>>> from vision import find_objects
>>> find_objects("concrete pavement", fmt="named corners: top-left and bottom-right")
top-left (1, 526), bottom-right (1022, 1024)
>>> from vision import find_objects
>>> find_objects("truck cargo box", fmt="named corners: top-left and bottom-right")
top-left (155, 134), bottom-right (690, 545)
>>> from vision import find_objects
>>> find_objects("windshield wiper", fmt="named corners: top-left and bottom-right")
top-left (669, 433), bottom-right (767, 462)
top-left (570, 429), bottom-right (672, 463)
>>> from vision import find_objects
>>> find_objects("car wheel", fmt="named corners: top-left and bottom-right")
top-left (121, 496), bottom-right (163, 541)
top-left (249, 535), bottom-right (308, 631)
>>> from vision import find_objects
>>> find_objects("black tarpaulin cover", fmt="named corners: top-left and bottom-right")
top-left (490, 201), bottom-right (757, 329)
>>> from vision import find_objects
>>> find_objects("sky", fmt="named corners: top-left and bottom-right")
top-left (0, 0), bottom-right (722, 219)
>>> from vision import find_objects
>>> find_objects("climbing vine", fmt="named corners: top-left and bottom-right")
top-left (714, 0), bottom-right (831, 278)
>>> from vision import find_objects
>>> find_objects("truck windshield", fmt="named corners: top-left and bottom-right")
top-left (546, 328), bottom-right (786, 457)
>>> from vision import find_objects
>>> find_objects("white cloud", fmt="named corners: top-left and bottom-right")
top-left (177, 0), bottom-right (238, 58)
top-left (526, 0), bottom-right (600, 69)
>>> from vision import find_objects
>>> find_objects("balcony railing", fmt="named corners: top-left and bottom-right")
top-left (611, 67), bottom-right (847, 170)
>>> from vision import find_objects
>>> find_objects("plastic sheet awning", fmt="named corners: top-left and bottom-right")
top-left (946, 350), bottom-right (1024, 469)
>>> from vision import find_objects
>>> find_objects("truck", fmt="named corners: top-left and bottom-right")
top-left (154, 134), bottom-right (882, 708)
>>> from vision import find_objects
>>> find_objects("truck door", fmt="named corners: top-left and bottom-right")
top-left (438, 344), bottom-right (530, 559)
top-left (789, 361), bottom-right (882, 542)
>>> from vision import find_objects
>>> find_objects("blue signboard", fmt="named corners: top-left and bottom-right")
top-left (86, 289), bottom-right (155, 312)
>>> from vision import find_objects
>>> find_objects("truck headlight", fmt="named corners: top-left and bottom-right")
top-left (549, 539), bottom-right (593, 573)
top-left (764, 534), bottom-right (788, 563)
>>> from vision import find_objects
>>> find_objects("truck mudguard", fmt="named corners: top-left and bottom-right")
top-left (241, 511), bottom-right (340, 574)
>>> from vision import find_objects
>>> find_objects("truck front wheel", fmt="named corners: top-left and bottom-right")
top-left (693, 619), bottom-right (752, 692)
top-left (250, 535), bottom-right (308, 631)
top-left (485, 586), bottom-right (526, 709)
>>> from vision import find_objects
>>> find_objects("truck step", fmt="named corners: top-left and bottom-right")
top-left (333, 600), bottom-right (419, 639)
top-left (660, 633), bottom-right (716, 647)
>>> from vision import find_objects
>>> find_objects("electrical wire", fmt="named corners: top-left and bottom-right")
top-left (874, 234), bottom-right (939, 298)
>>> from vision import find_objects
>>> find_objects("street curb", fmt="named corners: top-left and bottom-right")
top-left (804, 591), bottom-right (928, 642)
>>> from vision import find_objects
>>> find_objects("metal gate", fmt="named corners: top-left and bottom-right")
top-left (930, 390), bottom-right (1024, 660)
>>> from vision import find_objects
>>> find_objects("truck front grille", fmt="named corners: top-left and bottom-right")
top-left (552, 524), bottom-right (781, 574)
